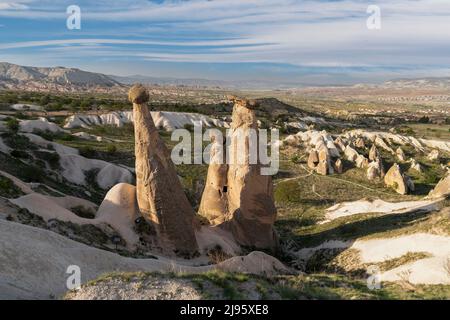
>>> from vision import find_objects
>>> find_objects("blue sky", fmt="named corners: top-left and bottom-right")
top-left (0, 0), bottom-right (449, 85)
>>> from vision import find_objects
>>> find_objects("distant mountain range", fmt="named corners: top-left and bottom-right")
top-left (1, 62), bottom-right (449, 91)
top-left (0, 62), bottom-right (120, 88)
top-left (109, 74), bottom-right (306, 89)
top-left (382, 77), bottom-right (450, 89)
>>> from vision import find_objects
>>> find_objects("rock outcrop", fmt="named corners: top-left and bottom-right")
top-left (428, 173), bottom-right (450, 199)
top-left (409, 159), bottom-right (423, 173)
top-left (344, 145), bottom-right (359, 162)
top-left (316, 160), bottom-right (328, 176)
top-left (307, 151), bottom-right (319, 169)
top-left (199, 97), bottom-right (278, 251)
top-left (316, 147), bottom-right (333, 175)
top-left (368, 144), bottom-right (380, 161)
top-left (374, 136), bottom-right (395, 154)
top-left (367, 159), bottom-right (384, 181)
top-left (129, 84), bottom-right (199, 257)
top-left (334, 136), bottom-right (346, 152)
top-left (355, 154), bottom-right (369, 168)
top-left (333, 159), bottom-right (343, 174)
top-left (427, 149), bottom-right (440, 161)
top-left (384, 163), bottom-right (410, 195)
top-left (355, 137), bottom-right (365, 149)
top-left (96, 183), bottom-right (141, 250)
top-left (198, 134), bottom-right (228, 224)
top-left (396, 147), bottom-right (406, 162)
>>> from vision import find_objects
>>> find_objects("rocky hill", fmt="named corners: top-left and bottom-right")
top-left (382, 77), bottom-right (450, 89)
top-left (0, 62), bottom-right (121, 91)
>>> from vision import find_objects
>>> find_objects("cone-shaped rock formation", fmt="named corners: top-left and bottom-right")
top-left (129, 84), bottom-right (198, 257)
top-left (199, 97), bottom-right (278, 251)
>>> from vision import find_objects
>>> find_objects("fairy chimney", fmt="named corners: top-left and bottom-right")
top-left (199, 97), bottom-right (278, 251)
top-left (198, 133), bottom-right (228, 224)
top-left (129, 84), bottom-right (198, 257)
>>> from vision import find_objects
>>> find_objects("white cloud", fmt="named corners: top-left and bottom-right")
top-left (0, 0), bottom-right (449, 79)
top-left (0, 0), bottom-right (30, 10)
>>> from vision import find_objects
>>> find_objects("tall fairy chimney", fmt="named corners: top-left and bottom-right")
top-left (128, 84), bottom-right (198, 257)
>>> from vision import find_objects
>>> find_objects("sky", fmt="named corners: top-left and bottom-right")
top-left (0, 0), bottom-right (449, 85)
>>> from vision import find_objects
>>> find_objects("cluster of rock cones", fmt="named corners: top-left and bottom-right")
top-left (129, 85), bottom-right (277, 257)
top-left (305, 132), bottom-right (416, 195)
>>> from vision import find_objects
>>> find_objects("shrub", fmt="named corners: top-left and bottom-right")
top-left (10, 149), bottom-right (30, 159)
top-left (106, 144), bottom-right (117, 154)
top-left (1, 133), bottom-right (36, 150)
top-left (418, 116), bottom-right (430, 124)
top-left (5, 118), bottom-right (19, 133)
top-left (0, 175), bottom-right (23, 198)
top-left (34, 150), bottom-right (60, 169)
top-left (291, 155), bottom-right (300, 164)
top-left (21, 165), bottom-right (45, 182)
top-left (79, 146), bottom-right (96, 158)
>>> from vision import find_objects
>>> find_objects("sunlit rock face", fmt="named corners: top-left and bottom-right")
top-left (199, 97), bottom-right (278, 251)
top-left (129, 84), bottom-right (199, 257)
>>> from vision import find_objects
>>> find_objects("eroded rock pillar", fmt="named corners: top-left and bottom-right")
top-left (129, 84), bottom-right (198, 257)
top-left (199, 97), bottom-right (278, 251)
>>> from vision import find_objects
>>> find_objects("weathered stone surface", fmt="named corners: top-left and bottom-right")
top-left (318, 147), bottom-right (328, 162)
top-left (367, 163), bottom-right (378, 181)
top-left (355, 137), bottom-right (365, 149)
top-left (225, 98), bottom-right (277, 250)
top-left (409, 159), bottom-right (423, 173)
top-left (355, 154), bottom-right (369, 168)
top-left (428, 173), bottom-right (450, 199)
top-left (396, 147), bottom-right (406, 162)
top-left (128, 84), bottom-right (149, 104)
top-left (367, 158), bottom-right (384, 181)
top-left (319, 146), bottom-right (334, 174)
top-left (316, 160), bottom-right (328, 175)
top-left (200, 97), bottom-right (278, 251)
top-left (307, 151), bottom-right (319, 169)
top-left (333, 159), bottom-right (343, 174)
top-left (96, 183), bottom-right (142, 250)
top-left (368, 144), bottom-right (380, 161)
top-left (375, 136), bottom-right (394, 154)
top-left (344, 145), bottom-right (359, 162)
top-left (384, 163), bottom-right (408, 195)
top-left (198, 134), bottom-right (228, 224)
top-left (130, 84), bottom-right (199, 257)
top-left (334, 136), bottom-right (346, 152)
top-left (427, 149), bottom-right (440, 161)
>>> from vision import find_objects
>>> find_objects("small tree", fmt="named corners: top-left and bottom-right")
top-left (6, 118), bottom-right (19, 133)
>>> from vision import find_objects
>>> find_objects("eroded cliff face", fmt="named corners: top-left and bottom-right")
top-left (129, 84), bottom-right (199, 257)
top-left (199, 97), bottom-right (278, 251)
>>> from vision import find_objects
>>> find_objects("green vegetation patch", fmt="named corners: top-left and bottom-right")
top-left (0, 175), bottom-right (24, 198)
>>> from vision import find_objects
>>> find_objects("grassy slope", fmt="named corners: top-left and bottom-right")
top-left (66, 270), bottom-right (450, 300)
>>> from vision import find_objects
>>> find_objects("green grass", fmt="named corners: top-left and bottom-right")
top-left (0, 175), bottom-right (24, 198)
top-left (273, 146), bottom-right (450, 251)
top-left (407, 123), bottom-right (450, 141)
top-left (68, 270), bottom-right (450, 300)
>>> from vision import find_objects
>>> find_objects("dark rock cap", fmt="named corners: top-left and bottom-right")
top-left (128, 84), bottom-right (149, 104)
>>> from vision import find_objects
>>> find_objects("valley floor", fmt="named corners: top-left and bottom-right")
top-left (0, 97), bottom-right (449, 300)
